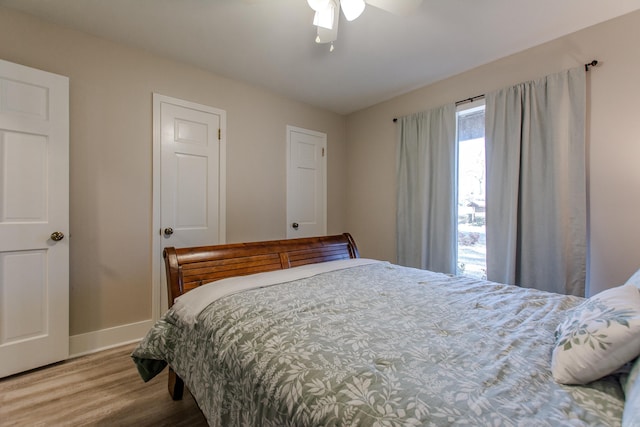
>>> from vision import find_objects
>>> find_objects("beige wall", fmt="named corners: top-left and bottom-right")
top-left (345, 10), bottom-right (640, 296)
top-left (0, 7), bottom-right (348, 336)
top-left (2, 6), bottom-right (639, 341)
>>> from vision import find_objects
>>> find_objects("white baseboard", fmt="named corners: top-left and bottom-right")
top-left (69, 319), bottom-right (154, 358)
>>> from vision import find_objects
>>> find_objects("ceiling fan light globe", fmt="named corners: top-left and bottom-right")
top-left (341, 0), bottom-right (365, 21)
top-left (307, 0), bottom-right (331, 12)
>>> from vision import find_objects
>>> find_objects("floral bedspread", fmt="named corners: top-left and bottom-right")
top-left (132, 262), bottom-right (625, 426)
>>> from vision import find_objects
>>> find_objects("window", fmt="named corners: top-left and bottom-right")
top-left (456, 101), bottom-right (486, 279)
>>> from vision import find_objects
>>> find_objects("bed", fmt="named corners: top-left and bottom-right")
top-left (132, 233), bottom-right (640, 426)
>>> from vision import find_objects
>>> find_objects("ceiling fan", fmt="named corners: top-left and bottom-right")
top-left (308, 0), bottom-right (423, 50)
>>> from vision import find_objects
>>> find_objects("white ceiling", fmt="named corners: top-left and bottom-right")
top-left (2, 0), bottom-right (639, 114)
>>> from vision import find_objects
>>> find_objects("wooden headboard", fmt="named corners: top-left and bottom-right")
top-left (163, 233), bottom-right (360, 307)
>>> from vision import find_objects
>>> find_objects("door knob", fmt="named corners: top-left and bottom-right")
top-left (50, 231), bottom-right (65, 241)
top-left (164, 227), bottom-right (174, 236)
top-left (292, 222), bottom-right (299, 230)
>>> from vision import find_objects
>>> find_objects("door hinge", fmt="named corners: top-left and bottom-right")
top-left (218, 128), bottom-right (221, 140)
top-left (322, 147), bottom-right (325, 157)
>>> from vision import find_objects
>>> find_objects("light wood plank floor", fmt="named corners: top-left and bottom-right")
top-left (0, 343), bottom-right (208, 426)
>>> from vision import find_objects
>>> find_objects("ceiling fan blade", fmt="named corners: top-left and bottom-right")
top-left (316, 16), bottom-right (338, 43)
top-left (315, 0), bottom-right (339, 43)
top-left (365, 0), bottom-right (423, 16)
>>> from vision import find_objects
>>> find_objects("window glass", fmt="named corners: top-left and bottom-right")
top-left (457, 103), bottom-right (486, 279)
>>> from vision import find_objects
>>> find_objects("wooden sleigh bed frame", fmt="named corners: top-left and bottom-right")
top-left (162, 233), bottom-right (360, 399)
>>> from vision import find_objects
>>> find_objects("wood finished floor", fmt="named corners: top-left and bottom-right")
top-left (0, 343), bottom-right (208, 426)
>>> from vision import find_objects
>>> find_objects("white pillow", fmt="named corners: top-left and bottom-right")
top-left (552, 273), bottom-right (640, 385)
top-left (623, 357), bottom-right (640, 427)
top-left (626, 268), bottom-right (640, 290)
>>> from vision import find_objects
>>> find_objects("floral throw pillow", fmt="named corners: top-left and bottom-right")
top-left (552, 280), bottom-right (640, 385)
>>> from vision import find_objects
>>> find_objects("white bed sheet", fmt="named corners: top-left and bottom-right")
top-left (171, 258), bottom-right (381, 327)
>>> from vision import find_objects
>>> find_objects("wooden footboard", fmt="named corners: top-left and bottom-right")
top-left (162, 233), bottom-right (360, 400)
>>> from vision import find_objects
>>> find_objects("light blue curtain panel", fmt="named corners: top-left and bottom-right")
top-left (396, 104), bottom-right (456, 274)
top-left (485, 67), bottom-right (587, 296)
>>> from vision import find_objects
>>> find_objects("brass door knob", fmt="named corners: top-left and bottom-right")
top-left (50, 231), bottom-right (64, 241)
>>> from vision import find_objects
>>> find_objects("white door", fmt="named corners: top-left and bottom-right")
top-left (153, 94), bottom-right (226, 316)
top-left (286, 126), bottom-right (326, 238)
top-left (0, 59), bottom-right (69, 378)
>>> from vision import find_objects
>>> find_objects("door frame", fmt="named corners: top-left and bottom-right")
top-left (151, 93), bottom-right (226, 320)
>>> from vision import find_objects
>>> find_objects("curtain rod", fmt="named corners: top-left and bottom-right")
top-left (455, 94), bottom-right (485, 106)
top-left (392, 59), bottom-right (598, 122)
top-left (584, 59), bottom-right (598, 71)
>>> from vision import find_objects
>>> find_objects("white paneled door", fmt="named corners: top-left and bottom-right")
top-left (0, 59), bottom-right (69, 378)
top-left (153, 94), bottom-right (226, 316)
top-left (286, 126), bottom-right (326, 238)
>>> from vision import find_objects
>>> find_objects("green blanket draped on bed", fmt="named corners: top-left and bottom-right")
top-left (132, 262), bottom-right (624, 426)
